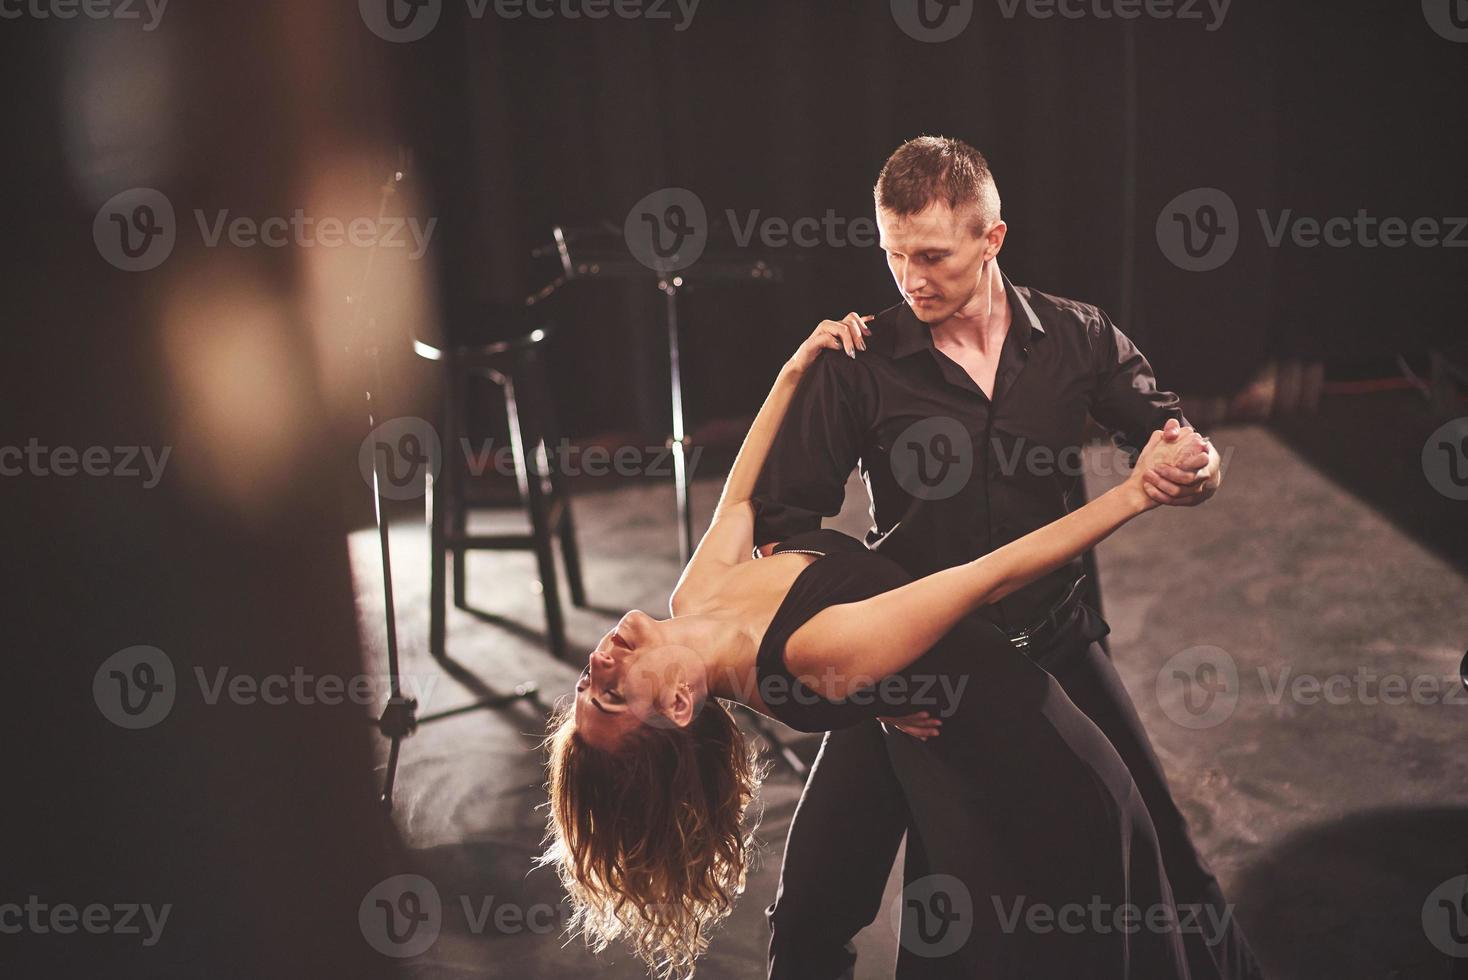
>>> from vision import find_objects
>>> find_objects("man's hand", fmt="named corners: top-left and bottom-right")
top-left (1141, 418), bottom-right (1222, 507)
top-left (879, 710), bottom-right (942, 741)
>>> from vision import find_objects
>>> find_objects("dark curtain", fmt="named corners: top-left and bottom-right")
top-left (381, 0), bottom-right (1466, 434)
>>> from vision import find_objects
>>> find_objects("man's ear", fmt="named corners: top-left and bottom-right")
top-left (663, 682), bottom-right (697, 729)
top-left (983, 219), bottom-right (1007, 260)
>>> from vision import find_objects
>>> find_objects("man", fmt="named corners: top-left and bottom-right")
top-left (752, 136), bottom-right (1263, 979)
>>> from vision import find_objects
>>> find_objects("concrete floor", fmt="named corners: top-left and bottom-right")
top-left (348, 424), bottom-right (1468, 980)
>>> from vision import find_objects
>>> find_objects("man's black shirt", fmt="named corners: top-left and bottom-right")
top-left (751, 272), bottom-right (1186, 630)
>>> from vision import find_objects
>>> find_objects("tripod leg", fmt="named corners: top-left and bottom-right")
top-left (380, 733), bottom-right (403, 808)
top-left (449, 369), bottom-right (469, 610)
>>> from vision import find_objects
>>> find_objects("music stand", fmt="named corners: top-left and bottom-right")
top-left (543, 223), bottom-right (781, 563)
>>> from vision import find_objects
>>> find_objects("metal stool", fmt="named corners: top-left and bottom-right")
top-left (415, 320), bottom-right (586, 661)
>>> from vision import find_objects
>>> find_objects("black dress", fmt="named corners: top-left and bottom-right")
top-left (757, 529), bottom-right (1191, 980)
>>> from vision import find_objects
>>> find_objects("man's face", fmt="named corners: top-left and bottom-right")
top-left (877, 201), bottom-right (996, 323)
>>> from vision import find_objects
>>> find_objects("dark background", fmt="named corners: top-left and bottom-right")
top-left (389, 0), bottom-right (1468, 439)
top-left (4, 1), bottom-right (1466, 977)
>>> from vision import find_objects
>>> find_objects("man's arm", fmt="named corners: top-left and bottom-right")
top-left (1089, 309), bottom-right (1221, 506)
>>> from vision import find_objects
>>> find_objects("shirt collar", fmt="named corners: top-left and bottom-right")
top-left (890, 270), bottom-right (1046, 359)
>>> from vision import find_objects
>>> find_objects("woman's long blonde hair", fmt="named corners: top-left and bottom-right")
top-left (541, 697), bottom-right (766, 979)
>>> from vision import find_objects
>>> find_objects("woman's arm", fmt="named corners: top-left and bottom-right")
top-left (670, 314), bottom-right (871, 614)
top-left (786, 424), bottom-right (1210, 693)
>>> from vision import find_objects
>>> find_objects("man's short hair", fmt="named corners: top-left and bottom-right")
top-left (874, 135), bottom-right (1002, 236)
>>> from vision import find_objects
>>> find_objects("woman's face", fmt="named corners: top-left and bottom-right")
top-left (574, 610), bottom-right (697, 748)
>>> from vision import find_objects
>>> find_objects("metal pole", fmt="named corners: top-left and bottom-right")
top-left (663, 276), bottom-right (694, 563)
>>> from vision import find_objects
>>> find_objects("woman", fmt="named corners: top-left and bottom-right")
top-left (542, 315), bottom-right (1210, 980)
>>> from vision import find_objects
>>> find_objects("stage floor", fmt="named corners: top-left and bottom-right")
top-left (348, 423), bottom-right (1468, 980)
